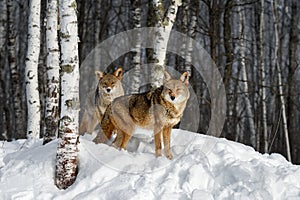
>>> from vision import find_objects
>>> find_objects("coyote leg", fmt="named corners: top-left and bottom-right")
top-left (154, 131), bottom-right (162, 157)
top-left (112, 130), bottom-right (123, 149)
top-left (120, 131), bottom-right (132, 150)
top-left (163, 126), bottom-right (173, 160)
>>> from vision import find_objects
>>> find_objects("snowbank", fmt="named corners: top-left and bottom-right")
top-left (1, 129), bottom-right (300, 200)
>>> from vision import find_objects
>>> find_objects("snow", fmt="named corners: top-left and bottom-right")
top-left (1, 129), bottom-right (300, 200)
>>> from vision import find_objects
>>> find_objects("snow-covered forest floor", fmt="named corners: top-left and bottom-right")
top-left (1, 129), bottom-right (300, 200)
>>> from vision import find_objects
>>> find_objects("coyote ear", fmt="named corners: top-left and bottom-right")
top-left (164, 71), bottom-right (172, 82)
top-left (180, 71), bottom-right (189, 86)
top-left (95, 71), bottom-right (105, 79)
top-left (113, 67), bottom-right (123, 80)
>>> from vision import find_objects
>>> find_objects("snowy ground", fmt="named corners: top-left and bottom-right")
top-left (0, 129), bottom-right (300, 200)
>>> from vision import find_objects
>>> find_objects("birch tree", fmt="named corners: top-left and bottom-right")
top-left (271, 0), bottom-right (291, 162)
top-left (25, 0), bottom-right (41, 142)
top-left (55, 0), bottom-right (80, 190)
top-left (131, 0), bottom-right (142, 93)
top-left (259, 0), bottom-right (268, 153)
top-left (43, 0), bottom-right (60, 145)
top-left (238, 5), bottom-right (256, 148)
top-left (150, 0), bottom-right (182, 88)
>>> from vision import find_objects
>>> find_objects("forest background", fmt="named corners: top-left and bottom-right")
top-left (0, 0), bottom-right (299, 164)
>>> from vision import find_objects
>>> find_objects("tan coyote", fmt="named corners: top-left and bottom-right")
top-left (79, 68), bottom-right (124, 135)
top-left (94, 71), bottom-right (190, 159)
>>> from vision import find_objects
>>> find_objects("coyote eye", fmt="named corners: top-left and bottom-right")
top-left (102, 82), bottom-right (108, 87)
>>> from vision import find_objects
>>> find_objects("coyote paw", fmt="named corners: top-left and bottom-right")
top-left (164, 149), bottom-right (173, 160)
top-left (112, 139), bottom-right (122, 149)
top-left (155, 149), bottom-right (162, 158)
top-left (165, 153), bottom-right (173, 160)
top-left (112, 142), bottom-right (120, 149)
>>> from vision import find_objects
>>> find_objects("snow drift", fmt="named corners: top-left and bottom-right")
top-left (1, 129), bottom-right (300, 200)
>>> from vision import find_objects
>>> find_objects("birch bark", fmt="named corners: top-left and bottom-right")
top-left (25, 0), bottom-right (41, 142)
top-left (151, 0), bottom-right (182, 88)
top-left (55, 0), bottom-right (80, 189)
top-left (131, 0), bottom-right (142, 93)
top-left (44, 0), bottom-right (60, 145)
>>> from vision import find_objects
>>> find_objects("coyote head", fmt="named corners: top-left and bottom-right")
top-left (162, 71), bottom-right (190, 104)
top-left (95, 68), bottom-right (123, 95)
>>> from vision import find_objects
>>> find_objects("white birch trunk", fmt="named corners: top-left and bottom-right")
top-left (259, 0), bottom-right (268, 153)
top-left (131, 0), bottom-right (142, 93)
top-left (238, 6), bottom-right (256, 148)
top-left (55, 0), bottom-right (80, 190)
top-left (44, 0), bottom-right (60, 144)
top-left (151, 0), bottom-right (182, 88)
top-left (271, 0), bottom-right (291, 162)
top-left (25, 0), bottom-right (41, 142)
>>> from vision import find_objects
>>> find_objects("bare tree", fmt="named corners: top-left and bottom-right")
top-left (185, 1), bottom-right (198, 76)
top-left (55, 0), bottom-right (80, 190)
top-left (223, 0), bottom-right (234, 88)
top-left (208, 0), bottom-right (219, 63)
top-left (0, 0), bottom-right (7, 139)
top-left (223, 0), bottom-right (235, 140)
top-left (238, 4), bottom-right (256, 148)
top-left (259, 0), bottom-right (268, 153)
top-left (43, 0), bottom-right (60, 145)
top-left (288, 0), bottom-right (299, 163)
top-left (7, 0), bottom-right (24, 138)
top-left (0, 1), bottom-right (6, 50)
top-left (25, 0), bottom-right (41, 142)
top-left (271, 0), bottom-right (291, 162)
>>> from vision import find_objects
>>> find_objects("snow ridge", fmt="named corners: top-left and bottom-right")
top-left (0, 129), bottom-right (299, 200)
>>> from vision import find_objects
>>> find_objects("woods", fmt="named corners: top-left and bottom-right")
top-left (0, 0), bottom-right (299, 184)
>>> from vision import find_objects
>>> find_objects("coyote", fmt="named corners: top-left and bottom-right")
top-left (79, 68), bottom-right (124, 135)
top-left (94, 71), bottom-right (190, 159)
